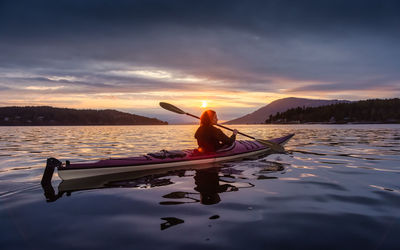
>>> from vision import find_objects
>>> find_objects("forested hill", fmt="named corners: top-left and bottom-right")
top-left (0, 106), bottom-right (168, 125)
top-left (265, 99), bottom-right (400, 124)
top-left (225, 97), bottom-right (348, 124)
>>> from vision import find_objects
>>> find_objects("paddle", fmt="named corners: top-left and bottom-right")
top-left (159, 102), bottom-right (285, 153)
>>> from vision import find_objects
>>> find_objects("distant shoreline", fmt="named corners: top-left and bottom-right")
top-left (0, 124), bottom-right (169, 126)
top-left (265, 99), bottom-right (400, 125)
top-left (266, 122), bottom-right (400, 125)
top-left (0, 106), bottom-right (168, 126)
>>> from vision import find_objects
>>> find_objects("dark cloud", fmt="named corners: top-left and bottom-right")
top-left (2, 0), bottom-right (399, 37)
top-left (0, 85), bottom-right (10, 91)
top-left (0, 0), bottom-right (399, 97)
top-left (0, 75), bottom-right (208, 94)
top-left (288, 81), bottom-right (397, 93)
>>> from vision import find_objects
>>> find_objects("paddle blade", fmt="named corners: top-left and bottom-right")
top-left (159, 102), bottom-right (186, 114)
top-left (256, 139), bottom-right (285, 153)
top-left (162, 191), bottom-right (188, 199)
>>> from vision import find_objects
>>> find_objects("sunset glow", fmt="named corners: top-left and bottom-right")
top-left (0, 0), bottom-right (398, 124)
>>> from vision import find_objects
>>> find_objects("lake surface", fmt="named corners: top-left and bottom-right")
top-left (1, 124), bottom-right (400, 250)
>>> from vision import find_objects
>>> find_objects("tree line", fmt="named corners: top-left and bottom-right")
top-left (265, 98), bottom-right (400, 124)
top-left (0, 106), bottom-right (168, 125)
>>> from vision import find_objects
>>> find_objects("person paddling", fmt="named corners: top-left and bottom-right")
top-left (195, 110), bottom-right (238, 153)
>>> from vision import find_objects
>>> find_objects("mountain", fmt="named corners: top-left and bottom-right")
top-left (225, 97), bottom-right (349, 124)
top-left (0, 106), bottom-right (168, 125)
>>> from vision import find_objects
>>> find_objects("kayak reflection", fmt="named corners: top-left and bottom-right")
top-left (41, 161), bottom-right (286, 231)
top-left (42, 160), bottom-right (285, 203)
top-left (41, 166), bottom-right (189, 202)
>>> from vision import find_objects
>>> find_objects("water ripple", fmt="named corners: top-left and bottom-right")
top-left (1, 124), bottom-right (400, 249)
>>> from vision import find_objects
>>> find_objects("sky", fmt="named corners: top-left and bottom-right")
top-left (0, 0), bottom-right (399, 123)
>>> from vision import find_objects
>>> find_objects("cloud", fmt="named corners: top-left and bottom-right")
top-left (0, 0), bottom-right (399, 115)
top-left (0, 85), bottom-right (10, 91)
top-left (2, 1), bottom-right (400, 36)
top-left (286, 76), bottom-right (400, 93)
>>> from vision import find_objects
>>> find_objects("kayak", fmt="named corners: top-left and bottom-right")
top-left (41, 134), bottom-right (294, 182)
top-left (42, 150), bottom-right (287, 202)
top-left (43, 134), bottom-right (294, 182)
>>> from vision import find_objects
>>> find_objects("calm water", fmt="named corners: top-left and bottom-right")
top-left (1, 125), bottom-right (400, 250)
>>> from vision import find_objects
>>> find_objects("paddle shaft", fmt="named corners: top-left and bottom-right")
top-left (185, 112), bottom-right (256, 140)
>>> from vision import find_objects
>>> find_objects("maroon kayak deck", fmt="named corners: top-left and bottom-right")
top-left (40, 134), bottom-right (294, 181)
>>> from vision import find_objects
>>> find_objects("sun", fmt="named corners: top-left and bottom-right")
top-left (201, 100), bottom-right (208, 108)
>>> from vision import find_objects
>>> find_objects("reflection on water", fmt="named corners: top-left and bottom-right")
top-left (160, 217), bottom-right (184, 230)
top-left (1, 125), bottom-right (400, 249)
top-left (41, 162), bottom-right (284, 230)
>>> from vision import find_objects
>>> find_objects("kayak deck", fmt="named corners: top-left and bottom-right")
top-left (42, 134), bottom-right (294, 181)
top-left (68, 140), bottom-right (263, 169)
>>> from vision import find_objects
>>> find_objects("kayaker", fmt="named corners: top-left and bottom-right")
top-left (195, 110), bottom-right (238, 153)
